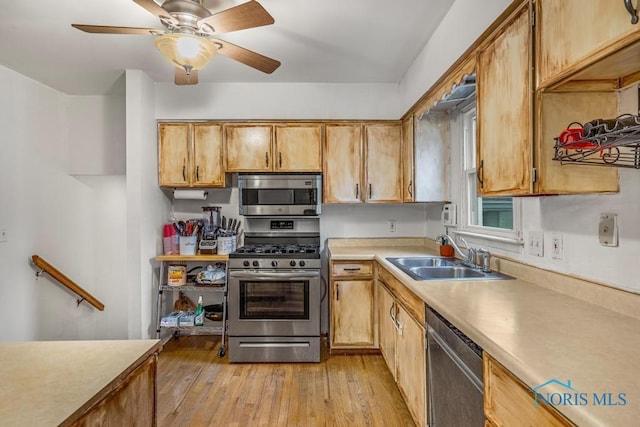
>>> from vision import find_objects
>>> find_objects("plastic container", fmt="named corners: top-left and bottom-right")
top-left (194, 296), bottom-right (204, 326)
top-left (179, 235), bottom-right (198, 255)
top-left (217, 236), bottom-right (235, 255)
top-left (439, 245), bottom-right (454, 257)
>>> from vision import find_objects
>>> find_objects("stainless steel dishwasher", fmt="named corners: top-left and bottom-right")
top-left (427, 307), bottom-right (484, 426)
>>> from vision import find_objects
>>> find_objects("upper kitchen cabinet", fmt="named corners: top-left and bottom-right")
top-left (476, 2), bottom-right (533, 196)
top-left (401, 116), bottom-right (414, 202)
top-left (323, 123), bottom-right (363, 203)
top-left (273, 123), bottom-right (323, 172)
top-left (224, 124), bottom-right (273, 172)
top-left (323, 122), bottom-right (403, 203)
top-left (158, 122), bottom-right (225, 188)
top-left (536, 0), bottom-right (640, 90)
top-left (365, 123), bottom-right (403, 202)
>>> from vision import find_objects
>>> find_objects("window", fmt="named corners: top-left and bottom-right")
top-left (459, 106), bottom-right (521, 248)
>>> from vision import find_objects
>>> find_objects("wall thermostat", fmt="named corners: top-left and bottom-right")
top-left (442, 203), bottom-right (457, 227)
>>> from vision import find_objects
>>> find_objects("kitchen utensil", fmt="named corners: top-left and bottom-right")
top-left (235, 220), bottom-right (242, 233)
top-left (222, 216), bottom-right (227, 230)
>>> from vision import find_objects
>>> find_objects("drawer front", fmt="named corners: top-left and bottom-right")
top-left (484, 354), bottom-right (574, 426)
top-left (331, 261), bottom-right (374, 277)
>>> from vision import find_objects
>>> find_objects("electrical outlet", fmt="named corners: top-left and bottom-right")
top-left (388, 220), bottom-right (397, 233)
top-left (0, 228), bottom-right (7, 243)
top-left (598, 213), bottom-right (618, 247)
top-left (528, 231), bottom-right (544, 257)
top-left (551, 233), bottom-right (563, 260)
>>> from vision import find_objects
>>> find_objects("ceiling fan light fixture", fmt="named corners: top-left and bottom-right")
top-left (155, 33), bottom-right (218, 71)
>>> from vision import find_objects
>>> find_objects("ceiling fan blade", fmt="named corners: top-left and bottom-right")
top-left (175, 68), bottom-right (199, 85)
top-left (215, 39), bottom-right (280, 74)
top-left (72, 24), bottom-right (162, 35)
top-left (133, 0), bottom-right (178, 25)
top-left (199, 1), bottom-right (274, 35)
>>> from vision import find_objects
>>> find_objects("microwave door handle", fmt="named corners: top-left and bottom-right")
top-left (229, 271), bottom-right (321, 280)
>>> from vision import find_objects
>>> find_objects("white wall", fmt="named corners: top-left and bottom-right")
top-left (398, 0), bottom-right (512, 112)
top-left (155, 82), bottom-right (402, 120)
top-left (126, 70), bottom-right (173, 339)
top-left (0, 65), bottom-right (129, 341)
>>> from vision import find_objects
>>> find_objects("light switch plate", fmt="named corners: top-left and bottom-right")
top-left (598, 213), bottom-right (618, 247)
top-left (442, 203), bottom-right (457, 227)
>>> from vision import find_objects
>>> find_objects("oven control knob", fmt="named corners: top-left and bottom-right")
top-left (299, 260), bottom-right (306, 267)
top-left (289, 260), bottom-right (296, 267)
top-left (243, 260), bottom-right (250, 267)
top-left (271, 260), bottom-right (279, 267)
top-left (252, 260), bottom-right (259, 267)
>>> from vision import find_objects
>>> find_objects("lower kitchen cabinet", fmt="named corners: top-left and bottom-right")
top-left (484, 353), bottom-right (574, 426)
top-left (377, 266), bottom-right (427, 427)
top-left (330, 260), bottom-right (376, 350)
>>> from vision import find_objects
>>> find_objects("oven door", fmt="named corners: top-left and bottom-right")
top-left (228, 270), bottom-right (321, 337)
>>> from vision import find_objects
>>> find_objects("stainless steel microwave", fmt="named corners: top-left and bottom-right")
top-left (238, 174), bottom-right (322, 216)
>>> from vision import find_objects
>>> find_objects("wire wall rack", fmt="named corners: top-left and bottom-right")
top-left (553, 114), bottom-right (640, 169)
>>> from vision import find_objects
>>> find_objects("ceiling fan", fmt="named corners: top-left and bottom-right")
top-left (72, 0), bottom-right (280, 85)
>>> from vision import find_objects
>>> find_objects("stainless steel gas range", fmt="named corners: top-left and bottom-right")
top-left (227, 217), bottom-right (321, 363)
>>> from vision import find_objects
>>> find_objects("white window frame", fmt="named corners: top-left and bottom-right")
top-left (456, 104), bottom-right (523, 252)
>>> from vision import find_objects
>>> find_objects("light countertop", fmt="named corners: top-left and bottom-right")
top-left (0, 339), bottom-right (161, 426)
top-left (329, 240), bottom-right (640, 427)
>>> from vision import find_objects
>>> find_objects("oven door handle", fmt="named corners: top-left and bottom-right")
top-left (229, 271), bottom-right (321, 280)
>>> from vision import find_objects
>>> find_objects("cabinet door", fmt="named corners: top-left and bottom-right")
top-left (401, 116), bottom-right (414, 202)
top-left (224, 124), bottom-right (272, 172)
top-left (365, 123), bottom-right (403, 202)
top-left (537, 0), bottom-right (640, 88)
top-left (192, 123), bottom-right (225, 187)
top-left (477, 4), bottom-right (533, 196)
top-left (323, 124), bottom-right (363, 203)
top-left (396, 304), bottom-right (427, 427)
top-left (274, 124), bottom-right (322, 172)
top-left (331, 279), bottom-right (374, 348)
top-left (377, 281), bottom-right (397, 377)
top-left (158, 123), bottom-right (190, 187)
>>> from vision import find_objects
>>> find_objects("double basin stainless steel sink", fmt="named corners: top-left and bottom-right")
top-left (386, 256), bottom-right (514, 281)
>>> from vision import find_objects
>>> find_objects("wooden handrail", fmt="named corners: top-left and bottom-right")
top-left (31, 255), bottom-right (105, 311)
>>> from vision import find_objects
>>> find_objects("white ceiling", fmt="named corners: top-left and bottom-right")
top-left (0, 0), bottom-right (454, 95)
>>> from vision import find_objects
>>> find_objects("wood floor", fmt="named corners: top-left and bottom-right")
top-left (157, 336), bottom-right (416, 427)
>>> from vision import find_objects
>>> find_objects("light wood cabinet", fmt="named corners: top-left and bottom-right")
top-left (274, 123), bottom-right (322, 171)
top-left (224, 124), bottom-right (273, 172)
top-left (330, 260), bottom-right (375, 350)
top-left (323, 122), bottom-right (403, 203)
top-left (484, 354), bottom-right (574, 426)
top-left (396, 303), bottom-right (426, 427)
top-left (377, 281), bottom-right (396, 376)
top-left (476, 2), bottom-right (533, 196)
top-left (158, 122), bottom-right (225, 187)
top-left (377, 266), bottom-right (427, 427)
top-left (225, 123), bottom-right (323, 172)
top-left (536, 0), bottom-right (640, 89)
top-left (401, 116), bottom-right (414, 202)
top-left (365, 123), bottom-right (403, 202)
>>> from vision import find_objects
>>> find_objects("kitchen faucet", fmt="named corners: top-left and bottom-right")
top-left (436, 234), bottom-right (492, 272)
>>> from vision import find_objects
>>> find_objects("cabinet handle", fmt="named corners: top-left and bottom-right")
top-left (625, 0), bottom-right (639, 24)
top-left (343, 267), bottom-right (361, 271)
top-left (408, 180), bottom-right (413, 197)
top-left (265, 152), bottom-right (269, 167)
top-left (369, 183), bottom-right (372, 199)
top-left (336, 283), bottom-right (340, 301)
top-left (389, 302), bottom-right (396, 323)
top-left (477, 159), bottom-right (484, 189)
top-left (182, 163), bottom-right (186, 181)
top-left (196, 165), bottom-right (200, 182)
top-left (355, 183), bottom-right (359, 199)
top-left (279, 152), bottom-right (283, 168)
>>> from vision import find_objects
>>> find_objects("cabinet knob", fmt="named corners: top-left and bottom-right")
top-left (265, 152), bottom-right (269, 167)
